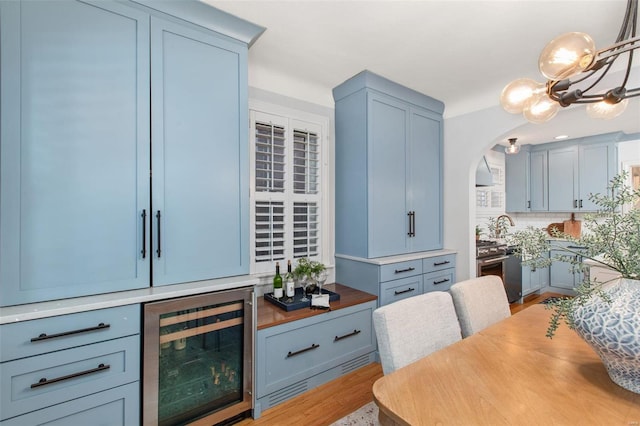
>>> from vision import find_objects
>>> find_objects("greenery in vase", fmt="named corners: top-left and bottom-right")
top-left (506, 172), bottom-right (640, 338)
top-left (475, 225), bottom-right (482, 238)
top-left (293, 258), bottom-right (326, 280)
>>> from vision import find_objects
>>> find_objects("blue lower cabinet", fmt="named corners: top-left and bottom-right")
top-left (0, 305), bottom-right (140, 424)
top-left (0, 382), bottom-right (139, 426)
top-left (254, 301), bottom-right (377, 418)
top-left (336, 252), bottom-right (456, 307)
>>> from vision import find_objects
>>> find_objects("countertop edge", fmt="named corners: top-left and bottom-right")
top-left (335, 249), bottom-right (457, 265)
top-left (0, 275), bottom-right (260, 324)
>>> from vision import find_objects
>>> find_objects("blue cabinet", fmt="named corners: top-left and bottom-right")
top-left (150, 17), bottom-right (249, 286)
top-left (336, 252), bottom-right (456, 307)
top-left (333, 71), bottom-right (444, 259)
top-left (0, 1), bottom-right (260, 306)
top-left (505, 147), bottom-right (531, 213)
top-left (0, 0), bottom-right (151, 305)
top-left (505, 135), bottom-right (618, 214)
top-left (0, 305), bottom-right (140, 424)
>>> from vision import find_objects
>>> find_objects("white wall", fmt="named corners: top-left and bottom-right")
top-left (443, 107), bottom-right (525, 280)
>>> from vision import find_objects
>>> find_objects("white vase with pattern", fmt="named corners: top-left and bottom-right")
top-left (572, 278), bottom-right (640, 394)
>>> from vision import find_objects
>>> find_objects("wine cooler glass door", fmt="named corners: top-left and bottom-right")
top-left (143, 287), bottom-right (253, 426)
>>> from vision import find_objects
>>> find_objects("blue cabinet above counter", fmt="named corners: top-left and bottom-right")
top-left (0, 0), bottom-right (264, 307)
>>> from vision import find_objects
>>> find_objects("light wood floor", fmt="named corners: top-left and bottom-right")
top-left (236, 291), bottom-right (563, 426)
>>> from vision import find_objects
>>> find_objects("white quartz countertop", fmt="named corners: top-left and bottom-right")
top-left (0, 275), bottom-right (259, 324)
top-left (335, 249), bottom-right (457, 265)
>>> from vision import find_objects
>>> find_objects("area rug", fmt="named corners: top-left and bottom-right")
top-left (329, 401), bottom-right (379, 426)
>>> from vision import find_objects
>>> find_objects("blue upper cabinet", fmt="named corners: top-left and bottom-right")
top-left (0, 1), bottom-right (263, 306)
top-left (150, 17), bottom-right (249, 285)
top-left (333, 71), bottom-right (444, 259)
top-left (505, 133), bottom-right (620, 215)
top-left (0, 1), bottom-right (151, 305)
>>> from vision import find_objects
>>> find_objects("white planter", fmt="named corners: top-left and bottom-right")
top-left (572, 278), bottom-right (640, 394)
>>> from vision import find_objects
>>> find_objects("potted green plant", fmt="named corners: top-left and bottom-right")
top-left (475, 225), bottom-right (482, 241)
top-left (506, 172), bottom-right (640, 393)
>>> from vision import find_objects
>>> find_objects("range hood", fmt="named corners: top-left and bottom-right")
top-left (475, 156), bottom-right (494, 187)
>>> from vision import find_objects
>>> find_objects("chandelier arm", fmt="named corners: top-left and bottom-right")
top-left (615, 0), bottom-right (636, 42)
top-left (594, 35), bottom-right (640, 62)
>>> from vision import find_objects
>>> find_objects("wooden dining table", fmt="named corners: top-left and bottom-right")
top-left (373, 304), bottom-right (640, 425)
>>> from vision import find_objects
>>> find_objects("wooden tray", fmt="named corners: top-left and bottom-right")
top-left (264, 287), bottom-right (340, 311)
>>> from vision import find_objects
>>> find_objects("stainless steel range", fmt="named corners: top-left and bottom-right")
top-left (476, 240), bottom-right (521, 303)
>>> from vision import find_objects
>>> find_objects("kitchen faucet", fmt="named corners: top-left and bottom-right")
top-left (496, 214), bottom-right (515, 227)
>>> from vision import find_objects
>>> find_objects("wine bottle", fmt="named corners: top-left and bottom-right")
top-left (286, 260), bottom-right (295, 298)
top-left (273, 262), bottom-right (283, 300)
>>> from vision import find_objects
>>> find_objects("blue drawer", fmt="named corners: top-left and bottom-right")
top-left (423, 254), bottom-right (456, 273)
top-left (0, 382), bottom-right (139, 426)
top-left (380, 260), bottom-right (422, 282)
top-left (1, 305), bottom-right (140, 362)
top-left (423, 269), bottom-right (455, 293)
top-left (0, 335), bottom-right (140, 420)
top-left (380, 275), bottom-right (423, 306)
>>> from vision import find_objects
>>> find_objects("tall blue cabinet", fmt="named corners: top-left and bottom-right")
top-left (0, 0), bottom-right (263, 306)
top-left (333, 71), bottom-right (455, 307)
top-left (333, 71), bottom-right (444, 259)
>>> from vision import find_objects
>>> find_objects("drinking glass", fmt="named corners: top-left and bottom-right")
top-left (315, 270), bottom-right (328, 296)
top-left (299, 276), bottom-right (310, 302)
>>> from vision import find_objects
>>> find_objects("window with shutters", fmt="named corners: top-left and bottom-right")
top-left (250, 109), bottom-right (325, 274)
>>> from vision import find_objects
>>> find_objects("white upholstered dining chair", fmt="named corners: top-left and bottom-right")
top-left (373, 291), bottom-right (462, 375)
top-left (449, 275), bottom-right (511, 338)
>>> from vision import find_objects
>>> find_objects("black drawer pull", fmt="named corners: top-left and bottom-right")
top-left (433, 278), bottom-right (450, 285)
top-left (433, 260), bottom-right (450, 266)
top-left (566, 246), bottom-right (588, 250)
top-left (334, 329), bottom-right (361, 342)
top-left (30, 363), bottom-right (110, 389)
top-left (286, 343), bottom-right (320, 358)
top-left (394, 267), bottom-right (415, 274)
top-left (394, 287), bottom-right (415, 295)
top-left (31, 323), bottom-right (110, 342)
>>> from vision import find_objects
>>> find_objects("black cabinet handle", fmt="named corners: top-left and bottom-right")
top-left (156, 210), bottom-right (162, 258)
top-left (407, 211), bottom-right (415, 237)
top-left (31, 363), bottom-right (110, 388)
top-left (141, 209), bottom-right (147, 259)
top-left (286, 343), bottom-right (320, 358)
top-left (411, 211), bottom-right (416, 237)
top-left (573, 199), bottom-right (578, 208)
top-left (433, 278), bottom-right (450, 285)
top-left (334, 329), bottom-right (361, 342)
top-left (579, 199), bottom-right (583, 208)
top-left (30, 323), bottom-right (110, 342)
top-left (567, 245), bottom-right (588, 250)
top-left (394, 267), bottom-right (415, 274)
top-left (527, 200), bottom-right (531, 209)
top-left (394, 287), bottom-right (415, 295)
top-left (433, 260), bottom-right (450, 266)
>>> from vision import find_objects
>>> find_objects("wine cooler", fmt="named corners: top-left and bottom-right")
top-left (143, 287), bottom-right (254, 425)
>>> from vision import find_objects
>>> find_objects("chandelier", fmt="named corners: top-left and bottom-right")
top-left (500, 0), bottom-right (639, 123)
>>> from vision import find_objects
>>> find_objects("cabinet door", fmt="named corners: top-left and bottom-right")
top-left (0, 1), bottom-right (150, 306)
top-left (367, 92), bottom-right (408, 258)
top-left (151, 18), bottom-right (249, 285)
top-left (529, 151), bottom-right (548, 211)
top-left (408, 107), bottom-right (443, 251)
top-left (579, 143), bottom-right (614, 211)
top-left (549, 250), bottom-right (576, 289)
top-left (505, 149), bottom-right (530, 212)
top-left (548, 146), bottom-right (578, 211)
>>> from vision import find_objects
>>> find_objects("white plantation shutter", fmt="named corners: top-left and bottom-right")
top-left (293, 129), bottom-right (319, 194)
top-left (254, 201), bottom-right (285, 262)
top-left (250, 110), bottom-right (325, 274)
top-left (293, 202), bottom-right (319, 258)
top-left (255, 122), bottom-right (285, 192)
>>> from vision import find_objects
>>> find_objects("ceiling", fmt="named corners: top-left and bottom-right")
top-left (208, 0), bottom-right (640, 147)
